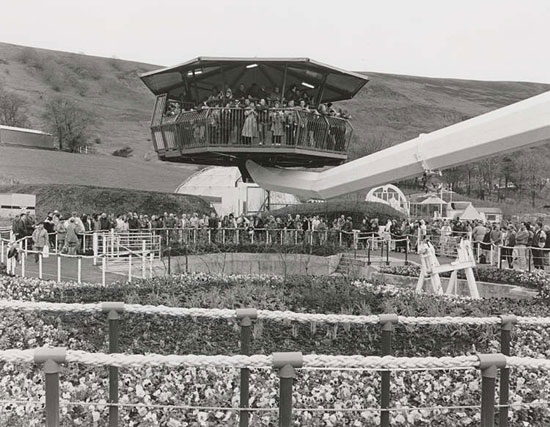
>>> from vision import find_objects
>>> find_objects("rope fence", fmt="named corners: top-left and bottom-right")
top-left (1, 298), bottom-right (548, 326)
top-left (0, 297), bottom-right (549, 425)
top-left (0, 347), bottom-right (549, 427)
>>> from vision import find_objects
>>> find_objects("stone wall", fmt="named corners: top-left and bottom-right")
top-left (170, 253), bottom-right (341, 276)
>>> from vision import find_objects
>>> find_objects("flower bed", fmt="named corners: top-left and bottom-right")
top-left (378, 264), bottom-right (550, 292)
top-left (0, 274), bottom-right (549, 425)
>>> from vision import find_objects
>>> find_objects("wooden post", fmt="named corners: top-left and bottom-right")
top-left (38, 252), bottom-right (43, 279)
top-left (0, 239), bottom-right (4, 264)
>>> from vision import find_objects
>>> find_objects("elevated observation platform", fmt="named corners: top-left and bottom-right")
top-left (140, 57), bottom-right (369, 171)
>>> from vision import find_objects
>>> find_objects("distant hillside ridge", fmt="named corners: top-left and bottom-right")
top-left (1, 42), bottom-right (550, 207)
top-left (1, 42), bottom-right (549, 162)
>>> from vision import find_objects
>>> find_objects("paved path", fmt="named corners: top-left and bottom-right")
top-left (13, 255), bottom-right (122, 284)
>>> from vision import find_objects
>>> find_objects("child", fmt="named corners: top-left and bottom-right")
top-left (7, 242), bottom-right (19, 276)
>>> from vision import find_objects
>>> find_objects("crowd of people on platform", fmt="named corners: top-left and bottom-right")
top-left (163, 83), bottom-right (351, 150)
top-left (7, 209), bottom-right (550, 272)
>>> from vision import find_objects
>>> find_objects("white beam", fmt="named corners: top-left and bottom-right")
top-left (247, 90), bottom-right (550, 200)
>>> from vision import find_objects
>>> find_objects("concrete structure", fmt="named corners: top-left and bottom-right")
top-left (0, 125), bottom-right (56, 150)
top-left (175, 166), bottom-right (300, 217)
top-left (248, 90), bottom-right (550, 199)
top-left (170, 253), bottom-right (341, 276)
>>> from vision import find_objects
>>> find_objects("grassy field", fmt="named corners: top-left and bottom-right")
top-left (0, 145), bottom-right (197, 192)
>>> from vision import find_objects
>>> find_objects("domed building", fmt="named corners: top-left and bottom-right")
top-left (175, 166), bottom-right (300, 216)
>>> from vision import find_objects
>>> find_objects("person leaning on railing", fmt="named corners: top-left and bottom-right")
top-left (515, 224), bottom-right (529, 271)
top-left (532, 222), bottom-right (547, 270)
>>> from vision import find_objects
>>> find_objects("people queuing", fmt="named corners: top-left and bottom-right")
top-left (9, 209), bottom-right (550, 271)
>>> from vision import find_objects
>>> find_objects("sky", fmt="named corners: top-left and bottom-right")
top-left (1, 0), bottom-right (550, 83)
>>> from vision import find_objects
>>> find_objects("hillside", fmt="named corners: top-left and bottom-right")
top-left (1, 42), bottom-right (550, 199)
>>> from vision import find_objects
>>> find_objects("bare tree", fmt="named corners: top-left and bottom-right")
top-left (0, 88), bottom-right (30, 127)
top-left (42, 97), bottom-right (92, 152)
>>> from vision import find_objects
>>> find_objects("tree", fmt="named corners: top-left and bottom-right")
top-left (42, 97), bottom-right (92, 152)
top-left (0, 88), bottom-right (30, 127)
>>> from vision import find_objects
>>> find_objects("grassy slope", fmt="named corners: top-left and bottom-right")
top-left (0, 184), bottom-right (213, 220)
top-left (1, 42), bottom-right (550, 199)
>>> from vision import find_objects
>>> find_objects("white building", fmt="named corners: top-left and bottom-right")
top-left (175, 167), bottom-right (300, 216)
top-left (0, 193), bottom-right (36, 219)
top-left (0, 125), bottom-right (56, 150)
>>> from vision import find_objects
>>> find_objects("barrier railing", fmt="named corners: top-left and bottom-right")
top-left (155, 107), bottom-right (351, 154)
top-left (0, 297), bottom-right (547, 427)
top-left (473, 242), bottom-right (550, 272)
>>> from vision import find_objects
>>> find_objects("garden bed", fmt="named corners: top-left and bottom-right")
top-left (0, 274), bottom-right (549, 425)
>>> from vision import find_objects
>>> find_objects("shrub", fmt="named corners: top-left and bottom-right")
top-left (112, 146), bottom-right (133, 157)
top-left (1, 274), bottom-right (550, 425)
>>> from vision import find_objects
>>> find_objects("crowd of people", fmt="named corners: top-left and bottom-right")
top-left (163, 83), bottom-right (351, 151)
top-left (7, 209), bottom-right (550, 272)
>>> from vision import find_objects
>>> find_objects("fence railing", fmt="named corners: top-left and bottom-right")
top-left (153, 107), bottom-right (352, 154)
top-left (0, 298), bottom-right (547, 427)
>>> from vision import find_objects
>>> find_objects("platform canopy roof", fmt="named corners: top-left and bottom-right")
top-left (139, 57), bottom-right (369, 104)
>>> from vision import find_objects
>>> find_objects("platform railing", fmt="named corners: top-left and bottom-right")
top-left (154, 107), bottom-right (351, 154)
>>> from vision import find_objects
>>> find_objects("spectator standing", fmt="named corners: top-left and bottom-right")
top-left (532, 222), bottom-right (547, 270)
top-left (65, 218), bottom-right (80, 255)
top-left (515, 224), bottom-right (529, 270)
top-left (503, 226), bottom-right (516, 269)
top-left (31, 222), bottom-right (49, 263)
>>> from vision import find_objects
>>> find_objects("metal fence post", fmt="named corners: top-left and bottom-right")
top-left (39, 252), bottom-right (43, 279)
top-left (77, 256), bottom-right (82, 284)
top-left (499, 315), bottom-right (516, 427)
top-left (498, 246), bottom-right (502, 269)
top-left (34, 348), bottom-right (67, 427)
top-left (102, 302), bottom-right (124, 427)
top-left (236, 309), bottom-right (258, 427)
top-left (128, 254), bottom-right (132, 282)
top-left (528, 248), bottom-right (532, 272)
top-left (404, 238), bottom-right (409, 265)
top-left (380, 314), bottom-right (398, 427)
top-left (385, 241), bottom-right (390, 266)
top-left (102, 256), bottom-right (107, 287)
top-left (478, 354), bottom-right (507, 427)
top-left (21, 250), bottom-right (26, 277)
top-left (57, 255), bottom-right (61, 282)
top-left (273, 352), bottom-right (303, 427)
top-left (367, 242), bottom-right (371, 266)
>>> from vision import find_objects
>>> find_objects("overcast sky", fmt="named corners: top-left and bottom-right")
top-left (1, 0), bottom-right (549, 83)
